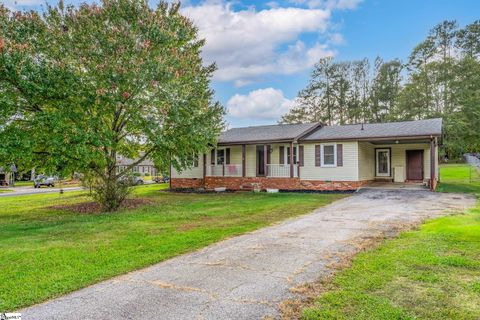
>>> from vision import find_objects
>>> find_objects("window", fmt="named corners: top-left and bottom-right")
top-left (193, 155), bottom-right (199, 167)
top-left (286, 146), bottom-right (298, 164)
top-left (375, 148), bottom-right (390, 176)
top-left (321, 144), bottom-right (337, 167)
top-left (216, 149), bottom-right (225, 165)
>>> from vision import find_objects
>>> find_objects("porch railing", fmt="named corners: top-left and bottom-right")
top-left (266, 164), bottom-right (298, 178)
top-left (207, 164), bottom-right (242, 177)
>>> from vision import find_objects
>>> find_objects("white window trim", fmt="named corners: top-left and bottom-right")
top-left (321, 143), bottom-right (337, 167)
top-left (375, 148), bottom-right (391, 177)
top-left (285, 145), bottom-right (299, 165)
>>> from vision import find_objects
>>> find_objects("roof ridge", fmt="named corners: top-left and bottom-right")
top-left (225, 122), bottom-right (319, 131)
top-left (324, 117), bottom-right (442, 128)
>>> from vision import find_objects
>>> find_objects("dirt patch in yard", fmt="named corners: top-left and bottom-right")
top-left (177, 216), bottom-right (217, 231)
top-left (49, 198), bottom-right (153, 214)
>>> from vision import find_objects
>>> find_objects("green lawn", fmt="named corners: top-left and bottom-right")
top-left (13, 180), bottom-right (33, 187)
top-left (302, 164), bottom-right (480, 320)
top-left (0, 185), bottom-right (344, 311)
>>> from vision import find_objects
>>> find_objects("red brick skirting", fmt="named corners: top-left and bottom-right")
top-left (170, 178), bottom-right (204, 189)
top-left (171, 177), bottom-right (369, 191)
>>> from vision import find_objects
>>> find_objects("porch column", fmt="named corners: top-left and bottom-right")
top-left (290, 142), bottom-right (294, 178)
top-left (430, 137), bottom-right (435, 190)
top-left (263, 144), bottom-right (268, 177)
top-left (203, 153), bottom-right (206, 178)
top-left (242, 144), bottom-right (246, 177)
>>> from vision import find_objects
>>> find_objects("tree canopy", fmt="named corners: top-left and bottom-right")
top-left (0, 0), bottom-right (224, 210)
top-left (281, 20), bottom-right (480, 158)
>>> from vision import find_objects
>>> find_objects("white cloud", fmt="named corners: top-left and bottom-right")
top-left (289, 0), bottom-right (362, 10)
top-left (227, 88), bottom-right (297, 120)
top-left (328, 32), bottom-right (345, 45)
top-left (182, 2), bottom-right (335, 85)
top-left (3, 0), bottom-right (44, 8)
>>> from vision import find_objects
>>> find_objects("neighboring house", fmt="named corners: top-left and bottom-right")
top-left (0, 167), bottom-right (15, 187)
top-left (171, 118), bottom-right (442, 191)
top-left (116, 156), bottom-right (158, 177)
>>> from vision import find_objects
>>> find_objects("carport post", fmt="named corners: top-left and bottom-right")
top-left (430, 137), bottom-right (435, 190)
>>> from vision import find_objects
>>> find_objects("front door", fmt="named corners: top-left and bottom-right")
top-left (256, 145), bottom-right (265, 176)
top-left (406, 150), bottom-right (423, 181)
top-left (376, 148), bottom-right (391, 177)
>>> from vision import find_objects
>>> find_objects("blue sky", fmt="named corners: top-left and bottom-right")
top-left (8, 0), bottom-right (480, 127)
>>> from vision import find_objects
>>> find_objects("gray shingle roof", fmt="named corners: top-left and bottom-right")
top-left (116, 154), bottom-right (154, 166)
top-left (218, 123), bottom-right (320, 144)
top-left (302, 118), bottom-right (442, 141)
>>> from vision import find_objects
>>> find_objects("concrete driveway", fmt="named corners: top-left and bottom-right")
top-left (20, 189), bottom-right (475, 320)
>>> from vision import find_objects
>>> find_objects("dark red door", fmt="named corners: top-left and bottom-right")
top-left (406, 150), bottom-right (423, 181)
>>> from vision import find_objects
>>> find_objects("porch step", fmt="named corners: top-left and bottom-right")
top-left (240, 184), bottom-right (254, 191)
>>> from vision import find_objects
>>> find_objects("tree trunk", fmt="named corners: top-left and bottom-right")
top-left (92, 153), bottom-right (131, 212)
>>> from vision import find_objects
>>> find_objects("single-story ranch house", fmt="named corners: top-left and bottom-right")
top-left (171, 118), bottom-right (442, 191)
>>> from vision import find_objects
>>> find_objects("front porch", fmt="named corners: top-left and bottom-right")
top-left (205, 143), bottom-right (301, 178)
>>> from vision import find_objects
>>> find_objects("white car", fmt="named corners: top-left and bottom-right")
top-left (34, 176), bottom-right (57, 188)
top-left (119, 175), bottom-right (144, 186)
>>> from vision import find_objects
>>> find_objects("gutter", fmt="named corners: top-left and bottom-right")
top-left (298, 134), bottom-right (442, 144)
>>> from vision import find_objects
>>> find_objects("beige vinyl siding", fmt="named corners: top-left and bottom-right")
top-left (245, 145), bottom-right (256, 177)
top-left (171, 154), bottom-right (204, 178)
top-left (373, 143), bottom-right (431, 180)
top-left (269, 144), bottom-right (281, 164)
top-left (358, 142), bottom-right (375, 181)
top-left (228, 145), bottom-right (243, 165)
top-left (299, 142), bottom-right (359, 181)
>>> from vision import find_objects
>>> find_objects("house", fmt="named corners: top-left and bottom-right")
top-left (0, 167), bottom-right (15, 187)
top-left (116, 156), bottom-right (158, 177)
top-left (171, 118), bottom-right (442, 191)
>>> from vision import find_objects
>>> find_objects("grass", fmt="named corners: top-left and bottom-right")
top-left (302, 164), bottom-right (480, 320)
top-left (13, 180), bottom-right (33, 187)
top-left (0, 185), bottom-right (344, 311)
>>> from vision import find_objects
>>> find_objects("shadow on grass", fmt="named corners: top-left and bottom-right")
top-left (437, 182), bottom-right (480, 195)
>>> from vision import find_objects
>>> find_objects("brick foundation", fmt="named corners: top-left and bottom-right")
top-left (171, 176), bottom-right (369, 191)
top-left (170, 178), bottom-right (204, 189)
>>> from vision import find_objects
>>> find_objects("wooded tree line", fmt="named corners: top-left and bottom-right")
top-left (281, 20), bottom-right (480, 158)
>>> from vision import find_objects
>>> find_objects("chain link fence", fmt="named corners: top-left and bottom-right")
top-left (464, 154), bottom-right (480, 183)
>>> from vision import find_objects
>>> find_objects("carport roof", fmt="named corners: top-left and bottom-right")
top-left (301, 118), bottom-right (443, 142)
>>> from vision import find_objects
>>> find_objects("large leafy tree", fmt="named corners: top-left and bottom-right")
top-left (0, 1), bottom-right (224, 210)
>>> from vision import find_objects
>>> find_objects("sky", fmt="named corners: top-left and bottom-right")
top-left (6, 0), bottom-right (480, 128)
